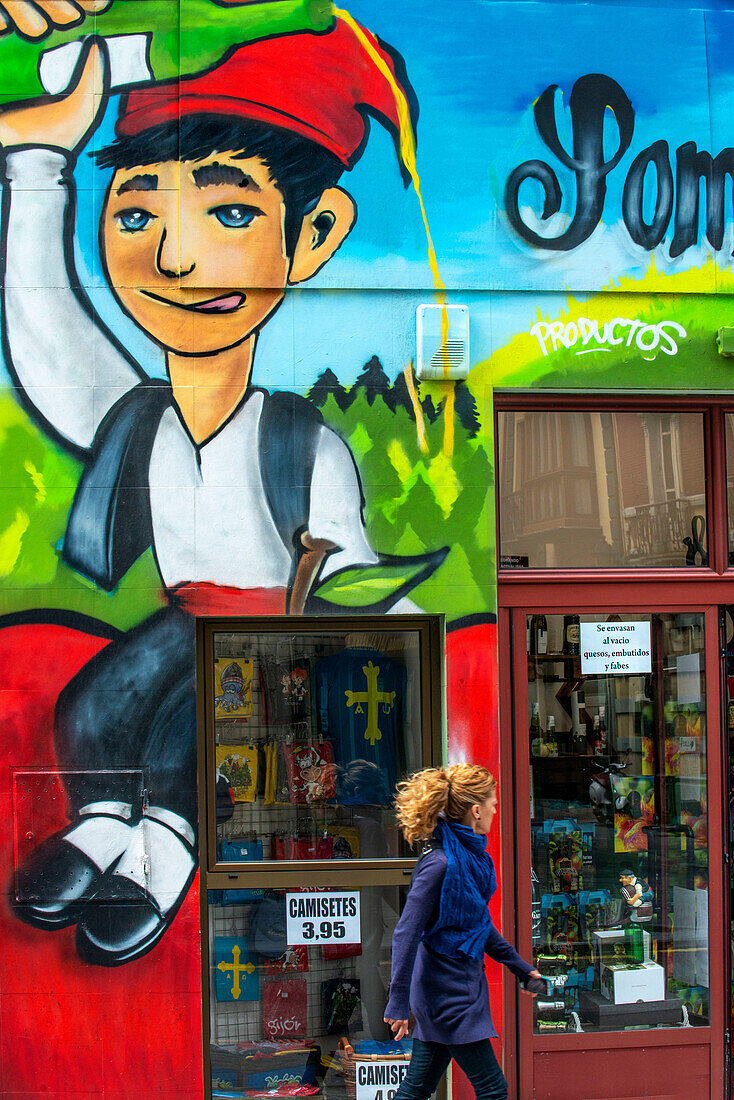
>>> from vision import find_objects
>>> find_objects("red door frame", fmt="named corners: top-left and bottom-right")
top-left (499, 591), bottom-right (725, 1099)
top-left (494, 394), bottom-right (734, 1099)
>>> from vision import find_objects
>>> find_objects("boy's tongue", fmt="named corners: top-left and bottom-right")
top-left (194, 293), bottom-right (245, 312)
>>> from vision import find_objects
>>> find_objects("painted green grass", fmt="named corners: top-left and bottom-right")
top-left (0, 375), bottom-right (494, 626)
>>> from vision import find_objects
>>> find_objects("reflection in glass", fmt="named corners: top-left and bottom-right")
top-left (498, 411), bottom-right (707, 568)
top-left (527, 613), bottom-right (709, 1035)
top-left (213, 629), bottom-right (425, 861)
top-left (208, 886), bottom-right (409, 1098)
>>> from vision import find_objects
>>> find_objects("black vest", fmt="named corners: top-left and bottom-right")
top-left (63, 382), bottom-right (324, 591)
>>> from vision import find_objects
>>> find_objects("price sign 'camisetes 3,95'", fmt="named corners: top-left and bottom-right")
top-left (286, 891), bottom-right (361, 945)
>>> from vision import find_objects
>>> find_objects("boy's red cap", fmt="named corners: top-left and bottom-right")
top-left (116, 19), bottom-right (417, 179)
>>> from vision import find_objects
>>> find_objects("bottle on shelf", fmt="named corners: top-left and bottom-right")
top-left (531, 868), bottom-right (542, 947)
top-left (592, 713), bottom-right (606, 756)
top-left (530, 702), bottom-right (544, 757)
top-left (536, 614), bottom-right (549, 655)
top-left (570, 688), bottom-right (589, 755)
top-left (546, 715), bottom-right (558, 758)
top-left (571, 722), bottom-right (587, 754)
top-left (563, 614), bottom-right (580, 656)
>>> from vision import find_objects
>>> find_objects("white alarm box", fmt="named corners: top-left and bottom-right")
top-left (600, 961), bottom-right (665, 1005)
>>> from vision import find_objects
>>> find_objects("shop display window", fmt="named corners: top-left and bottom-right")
top-left (200, 618), bottom-right (440, 866)
top-left (206, 885), bottom-right (410, 1100)
top-left (497, 410), bottom-right (707, 569)
top-left (198, 616), bottom-right (443, 1100)
top-left (526, 612), bottom-right (709, 1034)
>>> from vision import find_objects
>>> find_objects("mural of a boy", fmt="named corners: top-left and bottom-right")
top-left (0, 0), bottom-right (435, 966)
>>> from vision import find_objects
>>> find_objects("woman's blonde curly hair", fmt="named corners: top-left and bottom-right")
top-left (394, 763), bottom-right (496, 845)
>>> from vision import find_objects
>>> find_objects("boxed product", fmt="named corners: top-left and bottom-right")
top-left (600, 960), bottom-right (665, 1004)
top-left (592, 928), bottom-right (651, 969)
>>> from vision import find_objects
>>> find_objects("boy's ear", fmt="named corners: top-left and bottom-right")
top-left (288, 187), bottom-right (356, 284)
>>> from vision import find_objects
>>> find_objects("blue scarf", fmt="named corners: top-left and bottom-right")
top-left (421, 819), bottom-right (496, 961)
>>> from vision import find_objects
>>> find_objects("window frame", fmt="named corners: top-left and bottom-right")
top-left (494, 391), bottom-right (731, 580)
top-left (196, 613), bottom-right (444, 881)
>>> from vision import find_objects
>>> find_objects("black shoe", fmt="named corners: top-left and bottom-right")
top-left (75, 816), bottom-right (196, 966)
top-left (11, 831), bottom-right (105, 929)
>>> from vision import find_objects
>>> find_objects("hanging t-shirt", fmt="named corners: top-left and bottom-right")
top-left (214, 658), bottom-right (254, 718)
top-left (262, 979), bottom-right (308, 1040)
top-left (283, 742), bottom-right (336, 804)
top-left (327, 825), bottom-right (361, 859)
top-left (264, 741), bottom-right (294, 805)
top-left (262, 657), bottom-right (314, 727)
top-left (263, 945), bottom-right (309, 977)
top-left (315, 648), bottom-right (406, 803)
top-left (321, 978), bottom-right (362, 1033)
top-left (214, 937), bottom-right (259, 1002)
top-left (216, 744), bottom-right (258, 802)
top-left (220, 838), bottom-right (264, 903)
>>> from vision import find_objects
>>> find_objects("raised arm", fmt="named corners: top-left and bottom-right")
top-left (0, 40), bottom-right (142, 452)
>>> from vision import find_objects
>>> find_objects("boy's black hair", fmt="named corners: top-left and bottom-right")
top-left (95, 115), bottom-right (345, 254)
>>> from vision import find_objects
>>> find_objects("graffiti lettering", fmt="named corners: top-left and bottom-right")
top-left (506, 74), bottom-right (634, 251)
top-left (507, 73), bottom-right (734, 258)
top-left (530, 317), bottom-right (686, 357)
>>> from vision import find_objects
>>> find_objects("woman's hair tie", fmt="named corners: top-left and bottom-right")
top-left (446, 777), bottom-right (453, 798)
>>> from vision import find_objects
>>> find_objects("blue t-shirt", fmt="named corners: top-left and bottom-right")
top-left (315, 648), bottom-right (406, 804)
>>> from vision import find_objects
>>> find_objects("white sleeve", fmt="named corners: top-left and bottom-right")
top-left (2, 147), bottom-right (142, 450)
top-left (308, 426), bottom-right (378, 577)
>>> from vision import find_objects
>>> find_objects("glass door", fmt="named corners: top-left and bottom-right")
top-left (509, 605), bottom-right (725, 1100)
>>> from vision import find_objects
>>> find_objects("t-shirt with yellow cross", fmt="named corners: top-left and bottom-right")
top-left (315, 647), bottom-right (406, 804)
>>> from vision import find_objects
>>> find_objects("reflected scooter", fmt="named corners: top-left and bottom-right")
top-left (589, 757), bottom-right (631, 824)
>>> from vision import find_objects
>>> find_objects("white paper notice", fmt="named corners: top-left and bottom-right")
top-left (580, 621), bottom-right (651, 676)
top-left (356, 1060), bottom-right (410, 1100)
top-left (677, 653), bottom-right (702, 705)
top-left (286, 891), bottom-right (361, 945)
top-left (672, 886), bottom-right (696, 984)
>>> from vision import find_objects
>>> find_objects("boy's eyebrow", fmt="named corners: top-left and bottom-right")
top-left (116, 174), bottom-right (158, 195)
top-left (191, 162), bottom-right (262, 191)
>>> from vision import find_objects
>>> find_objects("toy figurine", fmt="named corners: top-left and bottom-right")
top-left (619, 869), bottom-right (654, 923)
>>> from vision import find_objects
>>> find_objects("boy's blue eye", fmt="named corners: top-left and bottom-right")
top-left (116, 209), bottom-right (155, 232)
top-left (211, 204), bottom-right (258, 228)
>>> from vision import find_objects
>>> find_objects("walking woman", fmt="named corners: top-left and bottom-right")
top-left (384, 764), bottom-right (541, 1100)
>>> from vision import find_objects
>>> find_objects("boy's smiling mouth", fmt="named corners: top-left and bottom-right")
top-left (140, 290), bottom-right (247, 313)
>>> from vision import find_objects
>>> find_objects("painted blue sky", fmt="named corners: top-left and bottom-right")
top-left (5, 1), bottom-right (734, 390)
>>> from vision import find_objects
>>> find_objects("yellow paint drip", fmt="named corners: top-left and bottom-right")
top-left (335, 8), bottom-right (455, 455)
top-left (403, 362), bottom-right (428, 454)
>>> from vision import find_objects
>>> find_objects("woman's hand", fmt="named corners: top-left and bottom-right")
top-left (520, 968), bottom-right (544, 996)
top-left (0, 1), bottom-right (110, 39)
top-left (384, 1017), bottom-right (410, 1041)
top-left (0, 36), bottom-right (107, 153)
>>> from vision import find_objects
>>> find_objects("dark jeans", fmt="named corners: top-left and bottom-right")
top-left (395, 1038), bottom-right (507, 1100)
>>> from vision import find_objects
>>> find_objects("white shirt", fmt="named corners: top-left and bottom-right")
top-left (2, 148), bottom-right (376, 589)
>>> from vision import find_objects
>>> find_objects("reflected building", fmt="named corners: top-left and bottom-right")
top-left (498, 411), bottom-right (707, 568)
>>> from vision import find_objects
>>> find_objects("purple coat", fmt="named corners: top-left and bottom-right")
top-left (385, 848), bottom-right (534, 1044)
